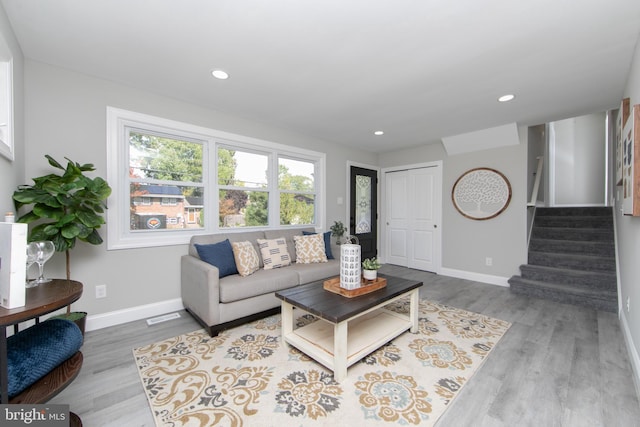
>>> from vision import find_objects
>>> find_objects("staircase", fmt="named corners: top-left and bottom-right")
top-left (508, 207), bottom-right (618, 312)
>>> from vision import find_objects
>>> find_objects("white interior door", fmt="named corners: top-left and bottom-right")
top-left (385, 164), bottom-right (441, 273)
top-left (408, 167), bottom-right (440, 271)
top-left (386, 171), bottom-right (408, 265)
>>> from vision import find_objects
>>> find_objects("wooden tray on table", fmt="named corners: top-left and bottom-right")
top-left (323, 276), bottom-right (387, 298)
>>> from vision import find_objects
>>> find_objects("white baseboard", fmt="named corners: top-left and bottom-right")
top-left (439, 268), bottom-right (510, 287)
top-left (86, 298), bottom-right (184, 332)
top-left (620, 311), bottom-right (640, 401)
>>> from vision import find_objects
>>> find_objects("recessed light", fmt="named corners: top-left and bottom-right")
top-left (374, 130), bottom-right (384, 136)
top-left (498, 94), bottom-right (515, 102)
top-left (211, 69), bottom-right (229, 80)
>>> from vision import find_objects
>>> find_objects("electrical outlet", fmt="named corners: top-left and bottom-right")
top-left (485, 257), bottom-right (493, 267)
top-left (96, 284), bottom-right (107, 299)
top-left (627, 296), bottom-right (631, 313)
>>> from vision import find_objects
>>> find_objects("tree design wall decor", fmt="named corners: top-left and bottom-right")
top-left (452, 168), bottom-right (512, 220)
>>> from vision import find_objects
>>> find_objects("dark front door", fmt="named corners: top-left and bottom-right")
top-left (350, 166), bottom-right (378, 260)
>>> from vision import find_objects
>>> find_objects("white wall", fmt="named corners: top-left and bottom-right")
top-left (617, 36), bottom-right (640, 394)
top-left (0, 5), bottom-right (24, 216)
top-left (549, 112), bottom-right (606, 206)
top-left (378, 130), bottom-right (528, 285)
top-left (23, 59), bottom-right (376, 323)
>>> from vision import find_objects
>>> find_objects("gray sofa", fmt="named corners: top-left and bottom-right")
top-left (181, 227), bottom-right (340, 336)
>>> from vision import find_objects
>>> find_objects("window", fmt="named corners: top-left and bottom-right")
top-left (107, 107), bottom-right (325, 249)
top-left (218, 148), bottom-right (269, 228)
top-left (128, 129), bottom-right (203, 234)
top-left (279, 157), bottom-right (316, 225)
top-left (161, 198), bottom-right (178, 206)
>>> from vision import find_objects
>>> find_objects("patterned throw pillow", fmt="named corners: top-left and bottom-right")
top-left (231, 241), bottom-right (260, 277)
top-left (294, 234), bottom-right (328, 264)
top-left (257, 238), bottom-right (291, 270)
top-left (302, 230), bottom-right (334, 259)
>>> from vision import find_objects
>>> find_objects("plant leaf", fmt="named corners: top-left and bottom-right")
top-left (45, 155), bottom-right (65, 170)
top-left (82, 229), bottom-right (103, 245)
top-left (61, 223), bottom-right (82, 239)
top-left (33, 204), bottom-right (64, 220)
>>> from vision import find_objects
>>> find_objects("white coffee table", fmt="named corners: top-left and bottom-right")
top-left (275, 275), bottom-right (422, 382)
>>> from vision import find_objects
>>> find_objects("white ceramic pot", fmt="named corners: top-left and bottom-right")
top-left (363, 269), bottom-right (377, 281)
top-left (340, 243), bottom-right (361, 290)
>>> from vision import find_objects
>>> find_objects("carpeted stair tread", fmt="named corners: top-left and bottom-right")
top-left (528, 251), bottom-right (615, 272)
top-left (533, 216), bottom-right (613, 229)
top-left (508, 276), bottom-right (617, 312)
top-left (529, 238), bottom-right (614, 257)
top-left (531, 226), bottom-right (613, 242)
top-left (535, 207), bottom-right (612, 216)
top-left (519, 264), bottom-right (616, 290)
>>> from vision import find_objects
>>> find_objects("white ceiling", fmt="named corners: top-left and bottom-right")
top-left (2, 0), bottom-right (640, 153)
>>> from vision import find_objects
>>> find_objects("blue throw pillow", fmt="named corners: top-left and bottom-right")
top-left (302, 231), bottom-right (334, 259)
top-left (195, 239), bottom-right (239, 278)
top-left (7, 319), bottom-right (83, 398)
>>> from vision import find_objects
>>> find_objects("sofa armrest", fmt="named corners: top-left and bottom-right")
top-left (181, 255), bottom-right (221, 327)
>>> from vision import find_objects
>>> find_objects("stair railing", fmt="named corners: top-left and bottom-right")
top-left (528, 156), bottom-right (544, 207)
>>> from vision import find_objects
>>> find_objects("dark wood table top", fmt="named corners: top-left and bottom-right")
top-left (0, 279), bottom-right (83, 327)
top-left (275, 274), bottom-right (422, 323)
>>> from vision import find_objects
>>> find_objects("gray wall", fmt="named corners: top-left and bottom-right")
top-left (549, 113), bottom-right (606, 206)
top-left (22, 59), bottom-right (376, 318)
top-left (0, 5), bottom-right (24, 216)
top-left (617, 37), bottom-right (640, 391)
top-left (378, 130), bottom-right (528, 280)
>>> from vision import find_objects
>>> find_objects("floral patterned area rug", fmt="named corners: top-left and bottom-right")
top-left (133, 299), bottom-right (510, 426)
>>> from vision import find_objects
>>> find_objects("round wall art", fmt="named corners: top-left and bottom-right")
top-left (452, 167), bottom-right (512, 220)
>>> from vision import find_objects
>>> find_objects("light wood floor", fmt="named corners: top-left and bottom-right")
top-left (50, 265), bottom-right (640, 426)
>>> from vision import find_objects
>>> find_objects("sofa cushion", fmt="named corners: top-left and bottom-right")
top-left (257, 238), bottom-right (291, 269)
top-left (231, 241), bottom-right (260, 276)
top-left (288, 259), bottom-right (341, 284)
top-left (294, 234), bottom-right (328, 264)
top-left (194, 239), bottom-right (238, 278)
top-left (302, 230), bottom-right (334, 259)
top-left (219, 268), bottom-right (300, 303)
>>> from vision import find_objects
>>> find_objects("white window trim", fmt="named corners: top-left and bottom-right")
top-left (0, 58), bottom-right (14, 161)
top-left (106, 107), bottom-right (326, 250)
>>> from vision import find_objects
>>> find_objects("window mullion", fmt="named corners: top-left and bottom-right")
top-left (270, 153), bottom-right (279, 227)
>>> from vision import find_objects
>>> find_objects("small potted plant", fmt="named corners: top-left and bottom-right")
top-left (330, 220), bottom-right (347, 245)
top-left (362, 257), bottom-right (381, 281)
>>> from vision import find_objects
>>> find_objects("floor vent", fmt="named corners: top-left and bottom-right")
top-left (146, 312), bottom-right (181, 326)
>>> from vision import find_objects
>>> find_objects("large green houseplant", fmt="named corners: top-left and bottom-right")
top-left (12, 155), bottom-right (112, 321)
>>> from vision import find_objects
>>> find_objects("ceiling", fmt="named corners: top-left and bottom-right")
top-left (2, 0), bottom-right (640, 153)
